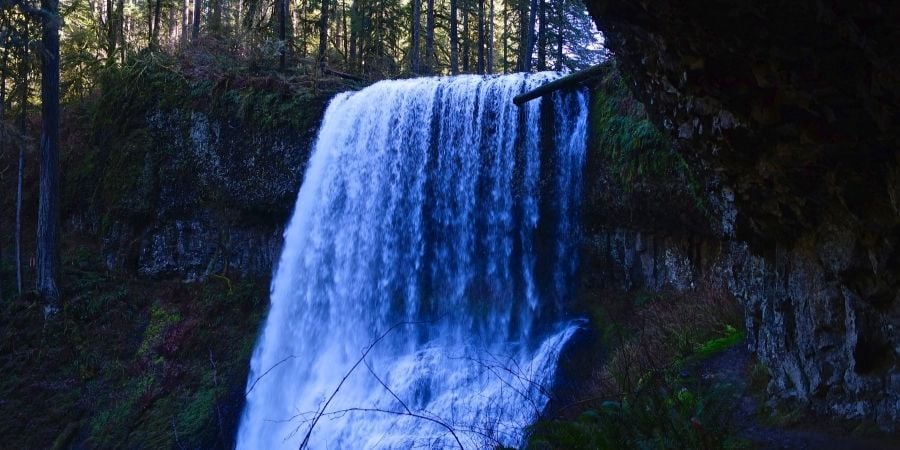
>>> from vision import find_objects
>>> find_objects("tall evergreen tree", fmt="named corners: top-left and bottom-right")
top-left (37, 0), bottom-right (61, 314)
top-left (424, 0), bottom-right (434, 73)
top-left (449, 0), bottom-right (458, 74)
top-left (410, 0), bottom-right (419, 72)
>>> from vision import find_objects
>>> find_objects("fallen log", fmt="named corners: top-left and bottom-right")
top-left (323, 66), bottom-right (368, 83)
top-left (513, 64), bottom-right (606, 105)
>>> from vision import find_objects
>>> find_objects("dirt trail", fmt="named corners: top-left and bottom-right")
top-left (696, 346), bottom-right (900, 450)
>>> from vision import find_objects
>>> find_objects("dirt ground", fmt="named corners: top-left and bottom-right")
top-left (696, 346), bottom-right (900, 450)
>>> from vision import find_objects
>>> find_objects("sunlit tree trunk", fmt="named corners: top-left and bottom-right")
top-left (167, 4), bottom-right (176, 45)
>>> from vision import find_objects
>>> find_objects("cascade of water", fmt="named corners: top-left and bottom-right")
top-left (237, 73), bottom-right (588, 449)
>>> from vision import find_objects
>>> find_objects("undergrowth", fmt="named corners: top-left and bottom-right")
top-left (0, 241), bottom-right (268, 448)
top-left (530, 283), bottom-right (748, 449)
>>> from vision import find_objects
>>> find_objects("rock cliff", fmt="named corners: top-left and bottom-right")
top-left (582, 0), bottom-right (900, 430)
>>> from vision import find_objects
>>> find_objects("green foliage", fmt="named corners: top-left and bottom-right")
top-left (528, 373), bottom-right (750, 450)
top-left (554, 284), bottom-right (749, 450)
top-left (592, 68), bottom-right (684, 189)
top-left (590, 65), bottom-right (710, 217)
top-left (138, 303), bottom-right (182, 358)
top-left (0, 242), bottom-right (268, 448)
top-left (694, 325), bottom-right (745, 359)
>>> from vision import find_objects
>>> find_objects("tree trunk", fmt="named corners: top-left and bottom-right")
top-left (555, 0), bottom-right (563, 70)
top-left (341, 0), bottom-right (349, 66)
top-left (192, 0), bottom-right (201, 39)
top-left (449, 0), bottom-right (458, 74)
top-left (181, 0), bottom-right (188, 43)
top-left (210, 0), bottom-right (221, 35)
top-left (524, 0), bottom-right (537, 71)
top-left (317, 0), bottom-right (329, 64)
top-left (461, 2), bottom-right (469, 72)
top-left (151, 0), bottom-right (163, 47)
top-left (537, 0), bottom-right (546, 70)
top-left (349, 0), bottom-right (358, 70)
top-left (38, 0), bottom-right (61, 314)
top-left (168, 4), bottom-right (176, 45)
top-left (517, 0), bottom-right (527, 71)
top-left (512, 63), bottom-right (604, 104)
top-left (502, 0), bottom-right (507, 73)
top-left (424, 0), bottom-right (434, 73)
top-left (486, 0), bottom-right (494, 74)
top-left (106, 0), bottom-right (118, 59)
top-left (121, 12), bottom-right (127, 62)
top-left (277, 0), bottom-right (288, 68)
top-left (16, 27), bottom-right (28, 297)
top-left (0, 45), bottom-right (7, 303)
top-left (236, 0), bottom-right (242, 37)
top-left (410, 0), bottom-right (419, 73)
top-left (476, 0), bottom-right (484, 73)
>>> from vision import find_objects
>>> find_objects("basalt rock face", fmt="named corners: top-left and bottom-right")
top-left (83, 110), bottom-right (319, 281)
top-left (582, 0), bottom-right (900, 429)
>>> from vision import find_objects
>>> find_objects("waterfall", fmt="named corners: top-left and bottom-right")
top-left (237, 73), bottom-right (588, 449)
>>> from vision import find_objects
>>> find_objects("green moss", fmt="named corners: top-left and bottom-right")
top-left (177, 386), bottom-right (220, 440)
top-left (589, 64), bottom-right (711, 219)
top-left (695, 325), bottom-right (745, 359)
top-left (138, 303), bottom-right (182, 358)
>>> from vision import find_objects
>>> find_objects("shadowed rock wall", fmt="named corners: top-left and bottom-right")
top-left (67, 109), bottom-right (320, 281)
top-left (581, 1), bottom-right (899, 429)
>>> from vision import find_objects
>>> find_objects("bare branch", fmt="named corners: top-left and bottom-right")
top-left (297, 320), bottom-right (433, 450)
top-left (245, 354), bottom-right (300, 395)
top-left (363, 358), bottom-right (411, 414)
top-left (300, 407), bottom-right (465, 450)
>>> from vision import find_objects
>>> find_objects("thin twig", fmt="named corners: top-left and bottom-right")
top-left (302, 407), bottom-right (465, 450)
top-left (363, 358), bottom-right (411, 414)
top-left (245, 354), bottom-right (300, 395)
top-left (297, 320), bottom-right (431, 450)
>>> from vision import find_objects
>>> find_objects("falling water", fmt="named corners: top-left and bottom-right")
top-left (237, 73), bottom-right (588, 449)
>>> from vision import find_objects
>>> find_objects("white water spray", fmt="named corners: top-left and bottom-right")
top-left (237, 73), bottom-right (588, 449)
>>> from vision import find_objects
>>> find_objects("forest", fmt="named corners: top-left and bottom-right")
top-left (0, 0), bottom-right (603, 311)
top-left (1, 0), bottom-right (898, 448)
